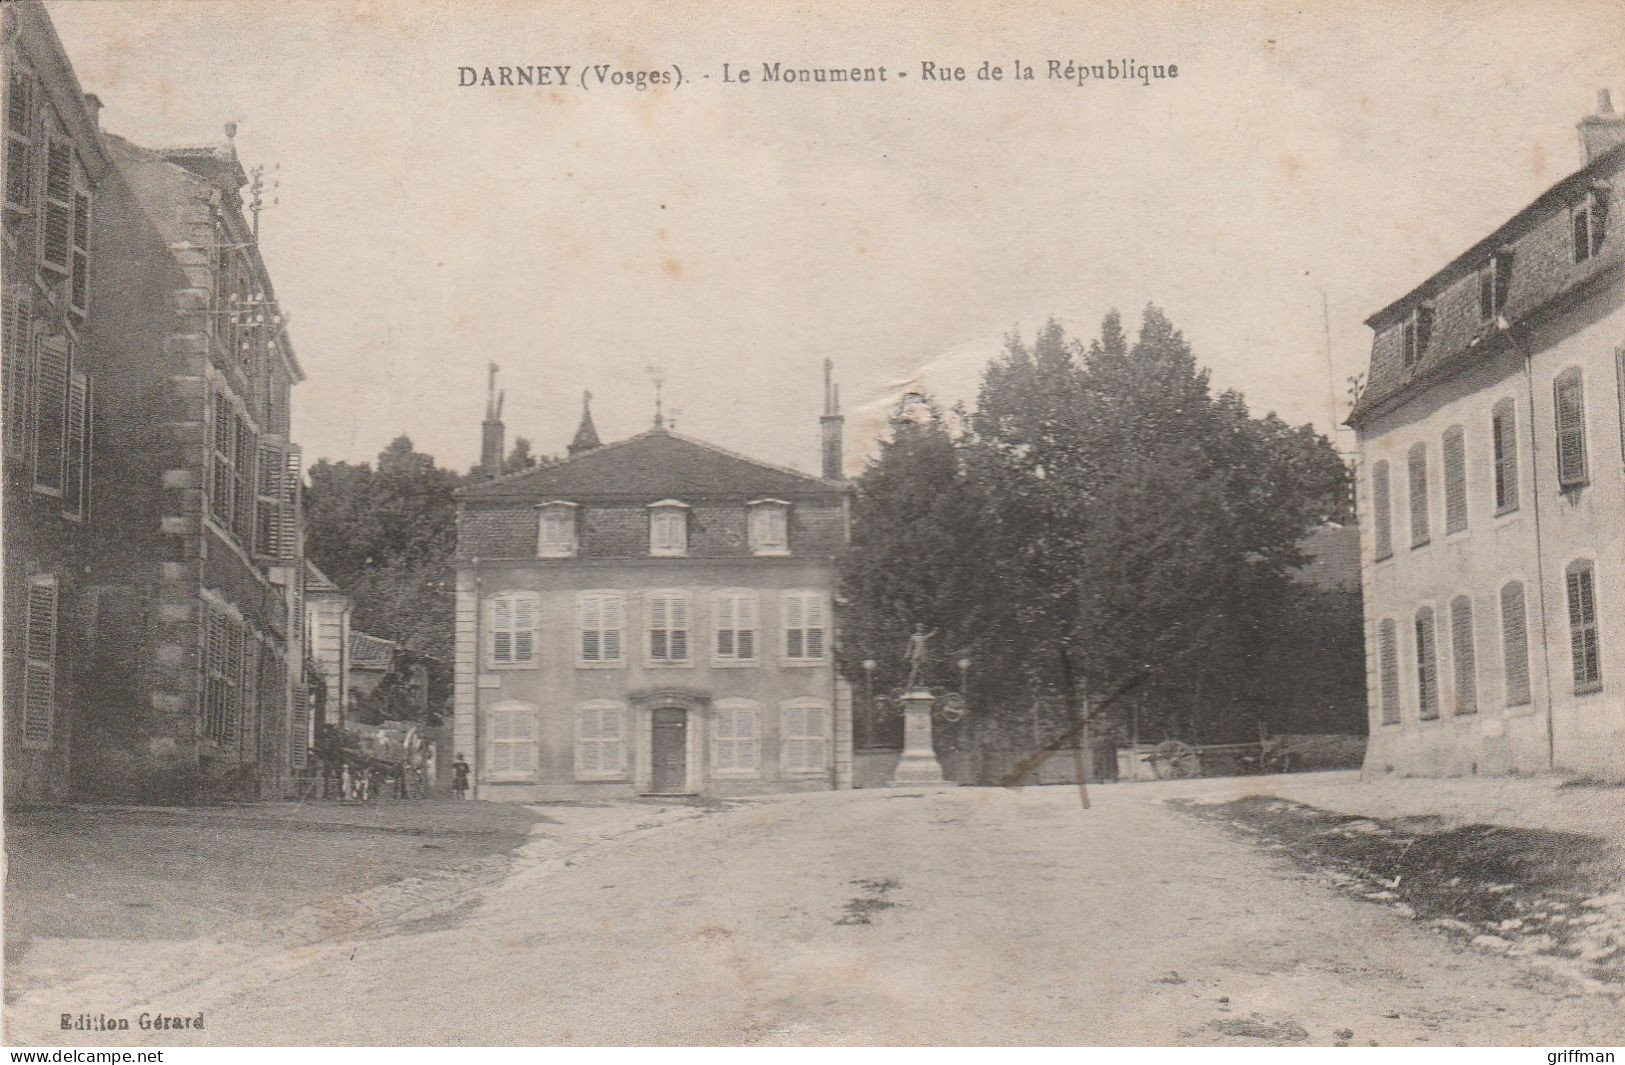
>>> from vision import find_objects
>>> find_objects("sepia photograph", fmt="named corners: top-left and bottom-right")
top-left (1, 0), bottom-right (1622, 1050)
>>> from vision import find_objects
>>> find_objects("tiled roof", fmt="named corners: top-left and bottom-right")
top-left (461, 427), bottom-right (844, 501)
top-left (349, 632), bottom-right (398, 671)
top-left (304, 560), bottom-right (342, 594)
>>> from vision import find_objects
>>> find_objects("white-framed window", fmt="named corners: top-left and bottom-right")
top-left (576, 591), bottom-right (626, 667)
top-left (486, 591), bottom-right (539, 668)
top-left (575, 700), bottom-right (627, 780)
top-left (647, 590), bottom-right (691, 665)
top-left (487, 701), bottom-right (538, 781)
top-left (648, 500), bottom-right (689, 557)
top-left (780, 699), bottom-right (830, 774)
top-left (537, 501), bottom-right (578, 558)
top-left (712, 589), bottom-right (759, 665)
top-left (782, 590), bottom-right (827, 664)
top-left (747, 499), bottom-right (790, 556)
top-left (21, 574), bottom-right (58, 750)
top-left (713, 699), bottom-right (760, 775)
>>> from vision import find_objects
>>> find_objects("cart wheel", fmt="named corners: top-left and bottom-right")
top-left (1152, 740), bottom-right (1199, 779)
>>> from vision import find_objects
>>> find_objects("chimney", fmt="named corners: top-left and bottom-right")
top-left (480, 362), bottom-right (505, 478)
top-left (820, 359), bottom-right (845, 481)
top-left (1578, 88), bottom-right (1625, 164)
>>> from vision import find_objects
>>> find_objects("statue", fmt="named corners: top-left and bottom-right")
top-left (903, 623), bottom-right (938, 690)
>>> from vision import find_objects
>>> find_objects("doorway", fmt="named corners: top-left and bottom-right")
top-left (650, 707), bottom-right (688, 794)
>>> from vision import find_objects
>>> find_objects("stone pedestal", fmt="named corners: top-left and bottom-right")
top-left (890, 688), bottom-right (947, 785)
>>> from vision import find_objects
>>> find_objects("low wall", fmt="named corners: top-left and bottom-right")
top-left (854, 746), bottom-right (1112, 787)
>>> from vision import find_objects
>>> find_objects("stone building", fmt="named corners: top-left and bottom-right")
top-left (1349, 92), bottom-right (1624, 780)
top-left (3, 0), bottom-right (311, 801)
top-left (452, 373), bottom-right (854, 798)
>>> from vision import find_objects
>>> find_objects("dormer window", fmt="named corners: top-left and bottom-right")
top-left (647, 500), bottom-right (689, 557)
top-left (747, 498), bottom-right (790, 556)
top-left (1574, 185), bottom-right (1609, 264)
top-left (537, 500), bottom-right (579, 558)
top-left (1480, 247), bottom-right (1513, 321)
top-left (1400, 303), bottom-right (1433, 369)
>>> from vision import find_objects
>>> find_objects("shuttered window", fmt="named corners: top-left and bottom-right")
top-left (576, 591), bottom-right (625, 665)
top-left (1491, 399), bottom-right (1519, 513)
top-left (1407, 443), bottom-right (1430, 548)
top-left (40, 131), bottom-right (72, 274)
top-left (61, 371), bottom-right (91, 519)
top-left (203, 609), bottom-right (232, 742)
top-left (714, 702), bottom-right (759, 773)
top-left (1566, 560), bottom-right (1603, 693)
top-left (713, 590), bottom-right (759, 663)
top-left (70, 189), bottom-right (90, 316)
top-left (783, 591), bottom-right (827, 662)
top-left (1554, 368), bottom-right (1588, 489)
top-left (748, 501), bottom-right (789, 555)
top-left (32, 333), bottom-right (69, 494)
top-left (1442, 426), bottom-right (1467, 534)
top-left (648, 504), bottom-right (688, 556)
top-left (537, 504), bottom-right (577, 557)
top-left (6, 62), bottom-right (35, 211)
top-left (1449, 595), bottom-right (1477, 715)
top-left (488, 703), bottom-right (537, 778)
top-left (781, 702), bottom-right (830, 773)
top-left (486, 591), bottom-right (539, 667)
top-left (1378, 618), bottom-right (1400, 725)
top-left (289, 685), bottom-right (310, 769)
top-left (3, 287), bottom-right (32, 459)
top-left (22, 575), bottom-right (58, 750)
top-left (1500, 581), bottom-right (1532, 707)
top-left (254, 440), bottom-right (301, 561)
top-left (647, 591), bottom-right (690, 664)
top-left (1415, 607), bottom-right (1440, 720)
top-left (575, 702), bottom-right (626, 779)
top-left (1371, 460), bottom-right (1393, 560)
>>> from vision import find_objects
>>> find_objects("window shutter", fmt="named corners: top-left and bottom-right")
top-left (603, 595), bottom-right (622, 661)
top-left (1442, 427), bottom-right (1466, 534)
top-left (1407, 443), bottom-right (1429, 548)
top-left (234, 418), bottom-right (256, 543)
top-left (784, 706), bottom-right (806, 770)
top-left (290, 685), bottom-right (310, 769)
top-left (512, 710), bottom-right (535, 772)
top-left (578, 595), bottom-right (600, 661)
top-left (1378, 618), bottom-right (1400, 724)
top-left (1449, 596), bottom-right (1477, 715)
top-left (716, 594), bottom-right (736, 658)
top-left (6, 67), bottom-right (35, 210)
top-left (2, 287), bottom-right (31, 458)
top-left (32, 334), bottom-right (69, 493)
top-left (1371, 462), bottom-right (1393, 559)
top-left (1554, 372), bottom-right (1588, 488)
top-left (70, 189), bottom-right (90, 315)
top-left (1500, 582), bottom-right (1531, 707)
top-left (1492, 403), bottom-right (1519, 512)
top-left (513, 595), bottom-right (535, 663)
top-left (785, 593), bottom-right (805, 658)
top-left (1415, 608), bottom-right (1439, 720)
top-left (61, 371), bottom-right (88, 518)
top-left (255, 440), bottom-right (284, 559)
top-left (1566, 563), bottom-right (1601, 691)
top-left (225, 620), bottom-right (244, 744)
top-left (805, 596), bottom-right (826, 659)
top-left (579, 709), bottom-right (601, 774)
top-left (604, 709), bottom-right (623, 771)
top-left (40, 135), bottom-right (72, 274)
top-left (739, 595), bottom-right (756, 659)
top-left (671, 595), bottom-right (688, 660)
top-left (22, 576), bottom-right (58, 749)
top-left (491, 597), bottom-right (513, 664)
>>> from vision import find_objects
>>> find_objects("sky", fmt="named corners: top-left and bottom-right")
top-left (46, 0), bottom-right (1625, 476)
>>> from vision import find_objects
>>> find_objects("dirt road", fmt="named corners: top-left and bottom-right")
top-left (8, 782), bottom-right (1622, 1046)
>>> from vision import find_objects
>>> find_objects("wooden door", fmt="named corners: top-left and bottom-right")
top-left (651, 708), bottom-right (687, 793)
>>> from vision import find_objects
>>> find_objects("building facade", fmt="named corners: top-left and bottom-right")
top-left (453, 384), bottom-right (854, 799)
top-left (3, 0), bottom-right (311, 801)
top-left (1349, 94), bottom-right (1625, 780)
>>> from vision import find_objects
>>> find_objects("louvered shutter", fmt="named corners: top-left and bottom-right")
top-left (807, 708), bottom-right (829, 770)
top-left (1554, 372), bottom-right (1588, 488)
top-left (717, 709), bottom-right (737, 771)
top-left (513, 595), bottom-right (536, 663)
top-left (784, 594), bottom-right (805, 659)
top-left (1492, 404), bottom-right (1519, 512)
top-left (1378, 618), bottom-right (1400, 724)
top-left (1407, 443), bottom-right (1429, 548)
top-left (1415, 609), bottom-right (1439, 720)
top-left (670, 595), bottom-right (688, 660)
top-left (234, 419), bottom-right (255, 543)
top-left (2, 288), bottom-right (31, 457)
top-left (738, 594), bottom-right (756, 659)
top-left (40, 135), bottom-right (71, 273)
top-left (491, 597), bottom-right (513, 664)
top-left (1449, 596), bottom-right (1477, 715)
top-left (579, 709), bottom-right (601, 774)
top-left (203, 610), bottom-right (227, 740)
top-left (224, 620), bottom-right (244, 743)
top-left (511, 710), bottom-right (535, 772)
top-left (32, 334), bottom-right (68, 492)
top-left (1442, 427), bottom-right (1467, 534)
top-left (578, 595), bottom-right (600, 662)
top-left (649, 595), bottom-right (669, 660)
top-left (716, 595), bottom-right (737, 658)
top-left (783, 706), bottom-right (807, 771)
top-left (804, 596), bottom-right (826, 659)
top-left (62, 371), bottom-right (88, 518)
top-left (603, 708), bottom-right (623, 771)
top-left (70, 190), bottom-right (91, 315)
top-left (1567, 565), bottom-right (1601, 690)
top-left (255, 440), bottom-right (284, 558)
top-left (1372, 462), bottom-right (1393, 559)
top-left (603, 595), bottom-right (623, 661)
top-left (490, 710), bottom-right (512, 773)
top-left (289, 685), bottom-right (310, 769)
top-left (22, 576), bottom-right (58, 749)
top-left (1500, 583), bottom-right (1531, 706)
top-left (6, 67), bottom-right (34, 210)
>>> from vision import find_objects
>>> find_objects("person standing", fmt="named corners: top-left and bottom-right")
top-left (452, 753), bottom-right (471, 800)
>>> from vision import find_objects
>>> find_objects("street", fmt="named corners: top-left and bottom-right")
top-left (6, 779), bottom-right (1623, 1046)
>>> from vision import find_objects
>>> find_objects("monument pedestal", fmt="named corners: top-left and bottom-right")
top-left (890, 688), bottom-right (948, 785)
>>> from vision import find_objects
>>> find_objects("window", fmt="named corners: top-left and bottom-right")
top-left (69, 189), bottom-right (90, 316)
top-left (1491, 399), bottom-right (1520, 513)
top-left (576, 701), bottom-right (627, 779)
top-left (1573, 189), bottom-right (1606, 264)
top-left (1407, 442), bottom-right (1430, 548)
top-left (487, 702), bottom-right (537, 780)
top-left (781, 700), bottom-right (830, 773)
top-left (289, 684), bottom-right (310, 769)
top-left (486, 591), bottom-right (539, 668)
top-left (6, 61), bottom-right (36, 212)
top-left (1415, 607), bottom-right (1440, 721)
top-left (576, 591), bottom-right (625, 666)
top-left (1480, 250), bottom-right (1512, 320)
top-left (647, 591), bottom-right (690, 664)
top-left (1449, 595), bottom-right (1477, 715)
top-left (40, 129), bottom-right (72, 275)
top-left (748, 499), bottom-right (790, 555)
top-left (713, 701), bottom-right (759, 774)
top-left (1500, 581), bottom-right (1532, 707)
top-left (537, 502), bottom-right (578, 557)
top-left (32, 333), bottom-right (69, 495)
top-left (712, 590), bottom-right (759, 664)
top-left (61, 370), bottom-right (91, 520)
top-left (1442, 426), bottom-right (1467, 534)
top-left (1378, 618), bottom-right (1400, 725)
top-left (648, 500), bottom-right (689, 556)
top-left (1575, 204), bottom-right (1595, 264)
top-left (208, 387), bottom-right (257, 539)
top-left (1566, 560), bottom-right (1603, 694)
top-left (203, 608), bottom-right (239, 743)
top-left (1371, 460), bottom-right (1393, 560)
top-left (2, 288), bottom-right (30, 461)
top-left (783, 591), bottom-right (827, 663)
top-left (21, 575), bottom-right (58, 750)
top-left (253, 440), bottom-right (301, 562)
top-left (1554, 368), bottom-right (1588, 489)
top-left (1401, 305), bottom-right (1433, 368)
top-left (1401, 317), bottom-right (1418, 368)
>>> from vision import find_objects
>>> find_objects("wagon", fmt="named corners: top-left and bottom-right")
top-left (1119, 737), bottom-right (1292, 781)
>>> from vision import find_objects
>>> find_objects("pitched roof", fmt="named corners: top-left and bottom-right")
top-left (460, 426), bottom-right (844, 502)
top-left (348, 632), bottom-right (398, 671)
top-left (304, 560), bottom-right (342, 594)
